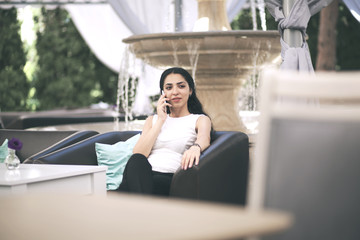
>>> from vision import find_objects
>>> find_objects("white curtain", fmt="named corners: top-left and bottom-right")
top-left (343, 0), bottom-right (360, 22)
top-left (265, 0), bottom-right (334, 72)
top-left (65, 4), bottom-right (132, 73)
top-left (107, 0), bottom-right (174, 34)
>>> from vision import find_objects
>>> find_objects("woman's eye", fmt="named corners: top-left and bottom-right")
top-left (179, 85), bottom-right (185, 88)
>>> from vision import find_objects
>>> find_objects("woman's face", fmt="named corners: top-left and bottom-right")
top-left (163, 73), bottom-right (192, 110)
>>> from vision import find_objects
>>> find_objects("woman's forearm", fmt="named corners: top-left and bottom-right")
top-left (133, 118), bottom-right (164, 157)
top-left (193, 136), bottom-right (210, 153)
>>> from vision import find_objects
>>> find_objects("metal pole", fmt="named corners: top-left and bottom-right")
top-left (283, 0), bottom-right (303, 47)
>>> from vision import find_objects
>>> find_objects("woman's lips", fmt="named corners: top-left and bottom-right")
top-left (172, 98), bottom-right (181, 103)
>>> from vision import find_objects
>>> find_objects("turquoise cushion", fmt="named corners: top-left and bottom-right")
top-left (0, 139), bottom-right (8, 163)
top-left (95, 134), bottom-right (140, 190)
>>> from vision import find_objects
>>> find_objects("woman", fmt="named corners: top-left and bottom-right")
top-left (118, 67), bottom-right (212, 196)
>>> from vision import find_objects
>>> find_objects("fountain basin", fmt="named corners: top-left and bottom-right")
top-left (123, 30), bottom-right (281, 131)
top-left (123, 30), bottom-right (280, 78)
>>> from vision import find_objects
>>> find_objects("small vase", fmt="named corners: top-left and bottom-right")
top-left (5, 148), bottom-right (20, 170)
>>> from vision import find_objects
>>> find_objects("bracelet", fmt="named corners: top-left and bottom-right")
top-left (191, 143), bottom-right (202, 152)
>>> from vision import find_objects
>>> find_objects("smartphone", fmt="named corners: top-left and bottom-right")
top-left (162, 90), bottom-right (167, 103)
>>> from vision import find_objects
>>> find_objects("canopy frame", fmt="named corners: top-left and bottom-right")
top-left (0, 0), bottom-right (107, 6)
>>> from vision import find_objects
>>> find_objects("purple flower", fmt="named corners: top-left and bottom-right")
top-left (8, 138), bottom-right (23, 150)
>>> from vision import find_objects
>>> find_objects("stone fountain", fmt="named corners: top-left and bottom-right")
top-left (123, 0), bottom-right (280, 131)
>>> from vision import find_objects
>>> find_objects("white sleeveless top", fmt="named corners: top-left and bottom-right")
top-left (148, 114), bottom-right (203, 173)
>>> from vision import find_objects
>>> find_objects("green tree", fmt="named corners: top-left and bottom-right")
top-left (94, 59), bottom-right (118, 104)
top-left (0, 8), bottom-right (29, 111)
top-left (335, 3), bottom-right (360, 70)
top-left (33, 7), bottom-right (117, 110)
top-left (231, 8), bottom-right (277, 30)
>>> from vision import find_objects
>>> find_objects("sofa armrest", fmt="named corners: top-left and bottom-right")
top-left (33, 131), bottom-right (140, 165)
top-left (169, 131), bottom-right (249, 205)
top-left (24, 130), bottom-right (99, 163)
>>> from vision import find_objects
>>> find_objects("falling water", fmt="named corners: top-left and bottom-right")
top-left (250, 0), bottom-right (267, 31)
top-left (238, 41), bottom-right (262, 134)
top-left (250, 42), bottom-right (260, 111)
top-left (114, 46), bottom-right (137, 131)
top-left (171, 41), bottom-right (180, 66)
top-left (0, 109), bottom-right (4, 129)
top-left (114, 48), bottom-right (129, 131)
top-left (250, 0), bottom-right (258, 30)
top-left (169, 39), bottom-right (200, 82)
top-left (185, 40), bottom-right (200, 81)
top-left (257, 0), bottom-right (267, 30)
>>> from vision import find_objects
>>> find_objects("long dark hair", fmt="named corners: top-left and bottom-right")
top-left (159, 67), bottom-right (208, 116)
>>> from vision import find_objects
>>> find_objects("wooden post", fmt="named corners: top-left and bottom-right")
top-left (316, 0), bottom-right (339, 71)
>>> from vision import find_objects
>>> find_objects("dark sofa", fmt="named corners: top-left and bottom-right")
top-left (34, 130), bottom-right (249, 205)
top-left (0, 129), bottom-right (98, 163)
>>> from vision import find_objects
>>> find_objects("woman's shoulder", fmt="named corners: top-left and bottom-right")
top-left (192, 114), bottom-right (209, 120)
top-left (195, 115), bottom-right (212, 132)
top-left (192, 114), bottom-right (210, 127)
top-left (196, 114), bottom-right (211, 123)
top-left (191, 113), bottom-right (205, 117)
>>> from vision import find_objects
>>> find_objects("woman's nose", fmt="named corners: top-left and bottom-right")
top-left (172, 87), bottom-right (179, 95)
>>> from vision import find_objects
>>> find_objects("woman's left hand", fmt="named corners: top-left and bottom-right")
top-left (181, 145), bottom-right (201, 170)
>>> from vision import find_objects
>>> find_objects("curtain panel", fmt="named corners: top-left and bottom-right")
top-left (265, 0), bottom-right (334, 72)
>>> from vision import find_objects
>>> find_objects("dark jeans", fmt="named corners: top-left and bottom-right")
top-left (117, 153), bottom-right (174, 196)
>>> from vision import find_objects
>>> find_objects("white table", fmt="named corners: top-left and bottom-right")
top-left (0, 193), bottom-right (292, 240)
top-left (0, 163), bottom-right (107, 196)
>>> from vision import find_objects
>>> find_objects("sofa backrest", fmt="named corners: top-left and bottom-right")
top-left (0, 129), bottom-right (78, 162)
top-left (33, 131), bottom-right (140, 165)
top-left (33, 130), bottom-right (235, 166)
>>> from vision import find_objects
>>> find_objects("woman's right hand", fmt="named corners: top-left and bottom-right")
top-left (157, 93), bottom-right (171, 120)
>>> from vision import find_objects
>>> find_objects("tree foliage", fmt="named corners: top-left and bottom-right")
top-left (231, 7), bottom-right (277, 30)
top-left (335, 3), bottom-right (360, 70)
top-left (0, 8), bottom-right (29, 111)
top-left (33, 7), bottom-right (117, 110)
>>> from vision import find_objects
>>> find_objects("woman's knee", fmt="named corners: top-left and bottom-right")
top-left (126, 153), bottom-right (152, 171)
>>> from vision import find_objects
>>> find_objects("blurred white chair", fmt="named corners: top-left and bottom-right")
top-left (248, 69), bottom-right (360, 240)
